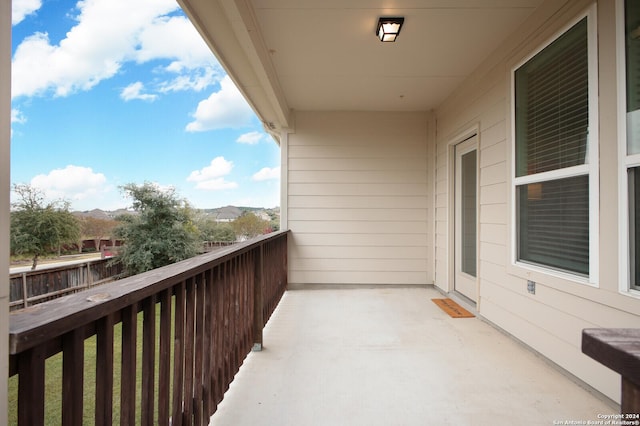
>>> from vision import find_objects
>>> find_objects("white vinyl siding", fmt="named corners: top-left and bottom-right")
top-left (434, 0), bottom-right (639, 404)
top-left (287, 111), bottom-right (431, 286)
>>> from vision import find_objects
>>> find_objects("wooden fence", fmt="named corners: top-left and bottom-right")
top-left (9, 258), bottom-right (124, 311)
top-left (9, 230), bottom-right (289, 425)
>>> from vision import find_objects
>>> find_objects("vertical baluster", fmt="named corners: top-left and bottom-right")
top-left (234, 255), bottom-right (241, 372)
top-left (214, 263), bottom-right (225, 405)
top-left (244, 251), bottom-right (252, 354)
top-left (246, 251), bottom-right (253, 353)
top-left (203, 268), bottom-right (214, 417)
top-left (120, 304), bottom-right (137, 426)
top-left (263, 242), bottom-right (271, 321)
top-left (18, 345), bottom-right (46, 426)
top-left (183, 277), bottom-right (196, 424)
top-left (62, 328), bottom-right (84, 426)
top-left (172, 282), bottom-right (186, 426)
top-left (236, 253), bottom-right (245, 360)
top-left (222, 260), bottom-right (233, 394)
top-left (193, 273), bottom-right (205, 425)
top-left (245, 251), bottom-right (253, 352)
top-left (95, 314), bottom-right (114, 426)
top-left (253, 244), bottom-right (264, 351)
top-left (142, 296), bottom-right (156, 426)
top-left (225, 256), bottom-right (238, 389)
top-left (158, 288), bottom-right (172, 426)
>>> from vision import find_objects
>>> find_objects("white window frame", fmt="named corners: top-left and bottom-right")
top-left (617, 0), bottom-right (640, 298)
top-left (510, 5), bottom-right (599, 285)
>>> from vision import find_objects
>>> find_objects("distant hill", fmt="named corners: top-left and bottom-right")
top-left (74, 206), bottom-right (279, 222)
top-left (73, 209), bottom-right (116, 220)
top-left (73, 208), bottom-right (133, 220)
top-left (202, 206), bottom-right (280, 222)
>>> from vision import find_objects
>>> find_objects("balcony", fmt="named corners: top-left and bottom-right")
top-left (8, 230), bottom-right (619, 425)
top-left (210, 288), bottom-right (616, 425)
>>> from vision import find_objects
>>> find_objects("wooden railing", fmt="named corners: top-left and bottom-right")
top-left (9, 258), bottom-right (123, 310)
top-left (202, 241), bottom-right (236, 253)
top-left (9, 230), bottom-right (288, 425)
top-left (582, 328), bottom-right (640, 415)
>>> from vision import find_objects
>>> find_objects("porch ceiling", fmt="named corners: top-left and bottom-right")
top-left (178, 0), bottom-right (544, 130)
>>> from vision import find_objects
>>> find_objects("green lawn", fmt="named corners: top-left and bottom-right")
top-left (9, 302), bottom-right (173, 425)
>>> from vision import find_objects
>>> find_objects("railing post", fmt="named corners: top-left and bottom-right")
top-left (21, 272), bottom-right (28, 308)
top-left (87, 262), bottom-right (93, 287)
top-left (252, 244), bottom-right (264, 351)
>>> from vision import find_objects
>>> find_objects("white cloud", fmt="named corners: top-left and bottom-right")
top-left (13, 0), bottom-right (42, 25)
top-left (158, 69), bottom-right (219, 93)
top-left (135, 15), bottom-right (216, 71)
top-left (120, 82), bottom-right (158, 102)
top-left (11, 109), bottom-right (26, 124)
top-left (11, 109), bottom-right (27, 137)
top-left (252, 167), bottom-right (280, 181)
top-left (192, 178), bottom-right (238, 191)
top-left (187, 156), bottom-right (238, 190)
top-left (236, 131), bottom-right (265, 145)
top-left (137, 14), bottom-right (222, 93)
top-left (10, 0), bottom-right (217, 99)
top-left (187, 157), bottom-right (233, 181)
top-left (29, 165), bottom-right (117, 210)
top-left (185, 76), bottom-right (255, 132)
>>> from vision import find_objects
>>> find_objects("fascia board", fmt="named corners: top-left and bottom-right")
top-left (178, 0), bottom-right (292, 132)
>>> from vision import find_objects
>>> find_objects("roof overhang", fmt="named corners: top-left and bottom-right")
top-left (178, 0), bottom-right (546, 136)
top-left (178, 0), bottom-right (292, 137)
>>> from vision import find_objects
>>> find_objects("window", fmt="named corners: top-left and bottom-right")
top-left (513, 12), bottom-right (597, 279)
top-left (623, 0), bottom-right (640, 291)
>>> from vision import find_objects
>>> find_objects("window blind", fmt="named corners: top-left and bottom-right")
top-left (627, 0), bottom-right (640, 113)
top-left (627, 0), bottom-right (640, 154)
top-left (629, 168), bottom-right (640, 289)
top-left (518, 176), bottom-right (589, 275)
top-left (515, 18), bottom-right (589, 177)
top-left (514, 17), bottom-right (590, 275)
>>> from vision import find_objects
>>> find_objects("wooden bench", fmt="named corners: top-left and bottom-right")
top-left (582, 328), bottom-right (640, 414)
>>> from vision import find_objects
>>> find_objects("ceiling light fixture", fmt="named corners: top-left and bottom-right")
top-left (376, 17), bottom-right (404, 42)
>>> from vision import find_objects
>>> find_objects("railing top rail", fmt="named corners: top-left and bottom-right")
top-left (9, 256), bottom-right (114, 278)
top-left (9, 230), bottom-right (289, 355)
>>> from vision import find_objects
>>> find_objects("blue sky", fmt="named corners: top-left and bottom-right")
top-left (10, 0), bottom-right (281, 211)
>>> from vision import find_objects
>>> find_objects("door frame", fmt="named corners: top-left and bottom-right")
top-left (447, 125), bottom-right (480, 305)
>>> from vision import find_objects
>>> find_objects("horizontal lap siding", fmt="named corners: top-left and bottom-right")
top-left (288, 111), bottom-right (430, 286)
top-left (433, 0), bottom-right (639, 403)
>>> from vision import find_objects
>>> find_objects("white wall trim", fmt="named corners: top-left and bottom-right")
top-left (0, 0), bottom-right (11, 423)
top-left (616, 0), bottom-right (640, 299)
top-left (446, 124), bottom-right (480, 296)
top-left (280, 129), bottom-right (289, 231)
top-left (427, 111), bottom-right (437, 284)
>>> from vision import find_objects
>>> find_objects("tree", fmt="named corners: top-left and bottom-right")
top-left (10, 184), bottom-right (81, 269)
top-left (112, 183), bottom-right (200, 276)
top-left (230, 212), bottom-right (271, 241)
top-left (267, 210), bottom-right (280, 232)
top-left (79, 216), bottom-right (117, 251)
top-left (196, 217), bottom-right (236, 242)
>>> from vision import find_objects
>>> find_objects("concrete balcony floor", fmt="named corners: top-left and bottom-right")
top-left (209, 287), bottom-right (616, 426)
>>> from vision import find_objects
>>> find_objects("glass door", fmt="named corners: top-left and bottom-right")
top-left (455, 136), bottom-right (478, 302)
